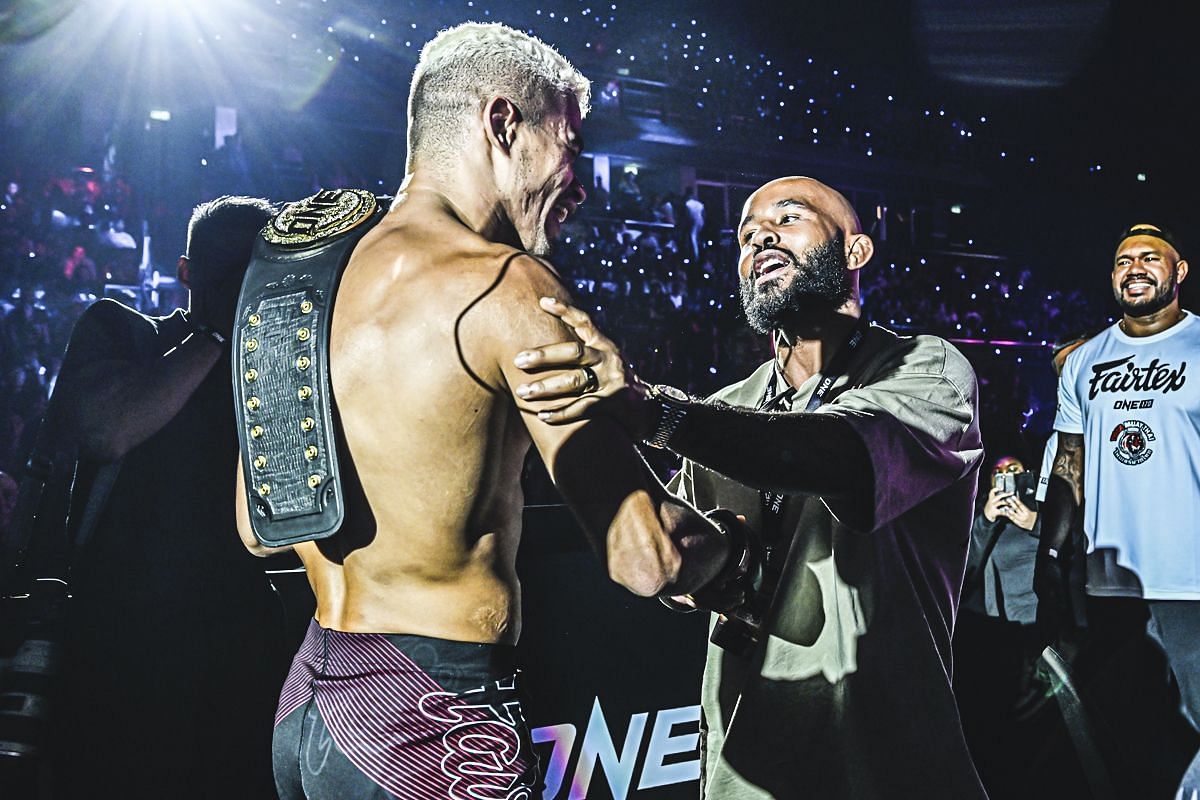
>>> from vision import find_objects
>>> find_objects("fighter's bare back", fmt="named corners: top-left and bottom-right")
top-left (234, 192), bottom-right (587, 644)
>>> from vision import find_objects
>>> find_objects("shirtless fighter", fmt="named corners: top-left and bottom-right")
top-left (235, 23), bottom-right (736, 800)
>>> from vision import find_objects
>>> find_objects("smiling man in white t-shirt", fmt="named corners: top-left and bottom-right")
top-left (1039, 223), bottom-right (1200, 795)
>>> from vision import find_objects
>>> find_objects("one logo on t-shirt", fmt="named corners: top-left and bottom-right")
top-left (1110, 419), bottom-right (1156, 465)
top-left (1088, 355), bottom-right (1187, 400)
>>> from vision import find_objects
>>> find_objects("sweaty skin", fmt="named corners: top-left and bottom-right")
top-left (236, 108), bottom-right (727, 642)
top-left (311, 211), bottom-right (544, 643)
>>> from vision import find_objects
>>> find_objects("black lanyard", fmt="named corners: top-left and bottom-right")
top-left (757, 317), bottom-right (870, 545)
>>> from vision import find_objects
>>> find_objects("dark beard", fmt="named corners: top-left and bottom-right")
top-left (1114, 270), bottom-right (1177, 318)
top-left (739, 235), bottom-right (853, 334)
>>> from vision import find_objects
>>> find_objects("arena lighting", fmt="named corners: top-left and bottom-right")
top-left (950, 204), bottom-right (963, 214)
top-left (148, 109), bottom-right (172, 121)
top-left (119, 0), bottom-right (190, 12)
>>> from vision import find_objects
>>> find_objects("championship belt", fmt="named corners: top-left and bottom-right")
top-left (233, 188), bottom-right (387, 547)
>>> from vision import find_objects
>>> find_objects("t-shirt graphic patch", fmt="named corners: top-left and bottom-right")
top-left (1110, 419), bottom-right (1156, 465)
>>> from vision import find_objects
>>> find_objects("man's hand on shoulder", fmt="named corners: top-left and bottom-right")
top-left (512, 297), bottom-right (657, 438)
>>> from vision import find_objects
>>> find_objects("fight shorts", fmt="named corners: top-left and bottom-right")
top-left (273, 620), bottom-right (540, 799)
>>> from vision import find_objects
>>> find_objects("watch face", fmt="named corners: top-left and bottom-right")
top-left (654, 384), bottom-right (689, 403)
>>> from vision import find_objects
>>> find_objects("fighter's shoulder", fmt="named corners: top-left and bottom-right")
top-left (477, 244), bottom-right (567, 298)
top-left (456, 245), bottom-right (572, 326)
top-left (77, 297), bottom-right (140, 326)
top-left (70, 298), bottom-right (157, 348)
top-left (453, 245), bottom-right (573, 343)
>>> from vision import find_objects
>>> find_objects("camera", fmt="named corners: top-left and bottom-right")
top-left (666, 508), bottom-right (767, 659)
top-left (710, 601), bottom-right (765, 658)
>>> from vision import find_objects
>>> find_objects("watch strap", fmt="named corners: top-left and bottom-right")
top-left (645, 385), bottom-right (689, 449)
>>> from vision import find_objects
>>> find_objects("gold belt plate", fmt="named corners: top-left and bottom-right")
top-left (262, 188), bottom-right (378, 247)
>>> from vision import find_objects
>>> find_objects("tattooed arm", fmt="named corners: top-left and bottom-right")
top-left (1040, 433), bottom-right (1084, 555)
top-left (1034, 433), bottom-right (1084, 629)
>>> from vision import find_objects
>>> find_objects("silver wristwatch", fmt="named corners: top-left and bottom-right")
top-left (645, 384), bottom-right (690, 449)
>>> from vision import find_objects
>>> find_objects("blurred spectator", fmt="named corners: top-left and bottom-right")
top-left (96, 219), bottom-right (138, 251)
top-left (592, 175), bottom-right (610, 212)
top-left (684, 186), bottom-right (704, 262)
top-left (652, 193), bottom-right (676, 227)
top-left (950, 450), bottom-right (1094, 800)
top-left (60, 245), bottom-right (96, 285)
top-left (966, 456), bottom-right (1042, 625)
top-left (616, 168), bottom-right (643, 215)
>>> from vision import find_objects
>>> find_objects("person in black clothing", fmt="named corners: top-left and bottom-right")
top-left (50, 196), bottom-right (290, 799)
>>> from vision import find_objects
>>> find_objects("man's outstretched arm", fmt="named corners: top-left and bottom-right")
top-left (653, 401), bottom-right (873, 499)
top-left (513, 298), bottom-right (872, 497)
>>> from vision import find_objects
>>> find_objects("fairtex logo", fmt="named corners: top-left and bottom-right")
top-left (1110, 420), bottom-right (1156, 466)
top-left (1088, 356), bottom-right (1187, 400)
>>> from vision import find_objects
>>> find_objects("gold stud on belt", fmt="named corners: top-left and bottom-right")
top-left (253, 455), bottom-right (268, 470)
top-left (297, 328), bottom-right (310, 342)
top-left (296, 355), bottom-right (310, 371)
top-left (297, 385), bottom-right (313, 401)
top-left (247, 396), bottom-right (261, 411)
top-left (300, 300), bottom-right (313, 314)
top-left (248, 313), bottom-right (261, 327)
top-left (245, 368), bottom-right (258, 383)
top-left (307, 474), bottom-right (323, 489)
top-left (250, 425), bottom-right (265, 439)
top-left (246, 338), bottom-right (259, 352)
top-left (305, 445), bottom-right (319, 461)
top-left (258, 483), bottom-right (271, 497)
top-left (301, 417), bottom-right (316, 432)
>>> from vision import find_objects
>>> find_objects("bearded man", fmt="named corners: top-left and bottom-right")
top-left (513, 176), bottom-right (987, 798)
top-left (1038, 223), bottom-right (1200, 798)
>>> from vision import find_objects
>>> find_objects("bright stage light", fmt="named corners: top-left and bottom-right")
top-left (120, 0), bottom-right (191, 11)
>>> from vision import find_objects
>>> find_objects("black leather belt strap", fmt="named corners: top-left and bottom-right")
top-left (233, 188), bottom-right (387, 547)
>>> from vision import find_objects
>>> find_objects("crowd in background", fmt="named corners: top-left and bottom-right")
top-left (0, 0), bottom-right (1136, 487)
top-left (0, 168), bottom-right (144, 476)
top-left (0, 159), bottom-right (1115, 484)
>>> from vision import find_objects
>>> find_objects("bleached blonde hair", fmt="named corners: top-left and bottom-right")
top-left (406, 22), bottom-right (591, 173)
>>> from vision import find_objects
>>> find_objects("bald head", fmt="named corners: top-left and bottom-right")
top-left (736, 175), bottom-right (875, 332)
top-left (740, 176), bottom-right (863, 241)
